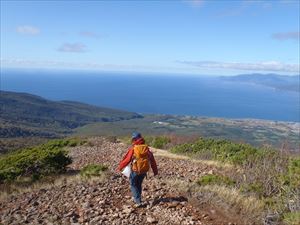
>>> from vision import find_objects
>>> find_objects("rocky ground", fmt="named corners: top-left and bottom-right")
top-left (0, 137), bottom-right (244, 225)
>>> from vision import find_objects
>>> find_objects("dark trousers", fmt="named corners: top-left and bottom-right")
top-left (129, 171), bottom-right (146, 204)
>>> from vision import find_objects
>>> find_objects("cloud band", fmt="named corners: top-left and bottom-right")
top-left (57, 43), bottom-right (87, 53)
top-left (272, 32), bottom-right (300, 41)
top-left (16, 25), bottom-right (40, 35)
top-left (178, 60), bottom-right (299, 73)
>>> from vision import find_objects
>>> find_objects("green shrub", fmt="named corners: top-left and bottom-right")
top-left (80, 164), bottom-right (108, 178)
top-left (281, 158), bottom-right (300, 189)
top-left (54, 138), bottom-right (86, 147)
top-left (144, 136), bottom-right (154, 145)
top-left (151, 136), bottom-right (170, 149)
top-left (283, 211), bottom-right (300, 225)
top-left (263, 197), bottom-right (277, 207)
top-left (197, 174), bottom-right (235, 186)
top-left (171, 137), bottom-right (298, 224)
top-left (170, 138), bottom-right (271, 165)
top-left (144, 136), bottom-right (170, 149)
top-left (0, 139), bottom-right (74, 183)
top-left (240, 182), bottom-right (264, 196)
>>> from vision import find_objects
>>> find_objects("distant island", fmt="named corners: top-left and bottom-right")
top-left (221, 73), bottom-right (300, 92)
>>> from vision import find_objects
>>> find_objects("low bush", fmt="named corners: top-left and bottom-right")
top-left (170, 137), bottom-right (272, 165)
top-left (237, 151), bottom-right (289, 198)
top-left (197, 174), bottom-right (235, 186)
top-left (281, 157), bottom-right (300, 189)
top-left (283, 211), bottom-right (300, 225)
top-left (121, 134), bottom-right (197, 149)
top-left (240, 182), bottom-right (264, 197)
top-left (0, 138), bottom-right (85, 183)
top-left (171, 137), bottom-right (300, 224)
top-left (80, 164), bottom-right (108, 178)
top-left (46, 138), bottom-right (86, 148)
top-left (149, 136), bottom-right (170, 149)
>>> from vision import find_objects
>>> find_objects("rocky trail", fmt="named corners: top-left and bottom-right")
top-left (0, 138), bottom-right (243, 225)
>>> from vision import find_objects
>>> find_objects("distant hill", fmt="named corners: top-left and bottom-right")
top-left (0, 91), bottom-right (142, 140)
top-left (221, 73), bottom-right (299, 92)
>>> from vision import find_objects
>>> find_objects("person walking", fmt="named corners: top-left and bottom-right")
top-left (118, 132), bottom-right (158, 206)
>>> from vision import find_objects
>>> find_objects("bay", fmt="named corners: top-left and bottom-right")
top-left (1, 68), bottom-right (299, 122)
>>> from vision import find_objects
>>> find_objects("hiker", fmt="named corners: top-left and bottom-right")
top-left (118, 132), bottom-right (158, 206)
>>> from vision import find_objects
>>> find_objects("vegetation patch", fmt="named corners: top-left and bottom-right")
top-left (144, 136), bottom-right (171, 149)
top-left (80, 164), bottom-right (108, 178)
top-left (171, 137), bottom-right (300, 224)
top-left (281, 157), bottom-right (300, 189)
top-left (168, 179), bottom-right (265, 225)
top-left (170, 137), bottom-right (275, 165)
top-left (197, 174), bottom-right (235, 187)
top-left (0, 138), bottom-right (85, 183)
top-left (283, 211), bottom-right (300, 225)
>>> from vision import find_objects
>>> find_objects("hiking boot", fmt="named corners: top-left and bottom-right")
top-left (133, 203), bottom-right (142, 208)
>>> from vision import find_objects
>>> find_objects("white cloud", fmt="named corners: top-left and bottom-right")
top-left (16, 25), bottom-right (40, 35)
top-left (2, 58), bottom-right (299, 74)
top-left (0, 58), bottom-right (187, 73)
top-left (57, 43), bottom-right (87, 53)
top-left (178, 60), bottom-right (300, 73)
top-left (272, 32), bottom-right (300, 41)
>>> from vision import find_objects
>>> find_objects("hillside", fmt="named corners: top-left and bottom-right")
top-left (0, 91), bottom-right (142, 153)
top-left (221, 74), bottom-right (300, 92)
top-left (1, 137), bottom-right (299, 225)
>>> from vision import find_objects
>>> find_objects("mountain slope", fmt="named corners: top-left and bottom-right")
top-left (0, 137), bottom-right (244, 225)
top-left (0, 91), bottom-right (142, 152)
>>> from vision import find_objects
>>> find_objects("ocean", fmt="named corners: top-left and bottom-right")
top-left (1, 69), bottom-right (299, 122)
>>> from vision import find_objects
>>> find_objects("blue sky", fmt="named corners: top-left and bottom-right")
top-left (1, 0), bottom-right (299, 75)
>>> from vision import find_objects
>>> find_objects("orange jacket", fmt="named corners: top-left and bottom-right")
top-left (118, 138), bottom-right (158, 175)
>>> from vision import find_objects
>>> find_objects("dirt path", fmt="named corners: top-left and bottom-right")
top-left (0, 137), bottom-right (243, 225)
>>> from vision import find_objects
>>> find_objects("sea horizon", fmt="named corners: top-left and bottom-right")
top-left (1, 68), bottom-right (299, 123)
